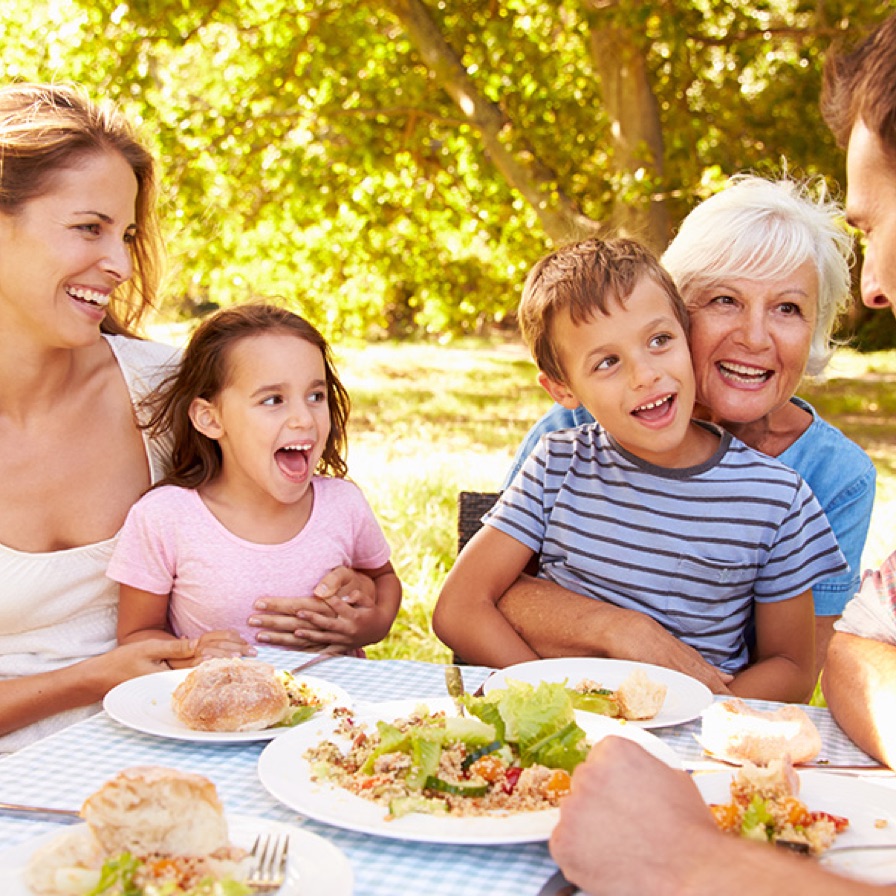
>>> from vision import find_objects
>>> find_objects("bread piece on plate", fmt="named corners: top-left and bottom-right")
top-left (25, 766), bottom-right (243, 896)
top-left (81, 765), bottom-right (230, 857)
top-left (23, 826), bottom-right (104, 896)
top-left (699, 698), bottom-right (822, 765)
top-left (615, 669), bottom-right (668, 720)
top-left (172, 657), bottom-right (289, 732)
top-left (731, 758), bottom-right (801, 803)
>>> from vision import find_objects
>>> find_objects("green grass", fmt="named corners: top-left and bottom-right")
top-left (336, 340), bottom-right (542, 663)
top-left (330, 342), bottom-right (896, 664)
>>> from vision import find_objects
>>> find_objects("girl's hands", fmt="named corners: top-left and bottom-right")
top-left (292, 589), bottom-right (377, 650)
top-left (247, 566), bottom-right (376, 649)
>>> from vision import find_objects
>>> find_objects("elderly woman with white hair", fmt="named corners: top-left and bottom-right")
top-left (496, 174), bottom-right (875, 690)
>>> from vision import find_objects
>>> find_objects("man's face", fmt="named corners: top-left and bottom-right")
top-left (846, 119), bottom-right (896, 317)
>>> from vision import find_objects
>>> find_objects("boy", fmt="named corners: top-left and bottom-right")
top-left (433, 238), bottom-right (845, 701)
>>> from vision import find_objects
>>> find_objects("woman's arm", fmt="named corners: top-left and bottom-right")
top-left (247, 567), bottom-right (378, 648)
top-left (433, 526), bottom-right (541, 667)
top-left (730, 590), bottom-right (816, 702)
top-left (497, 575), bottom-right (734, 693)
top-left (823, 632), bottom-right (896, 768)
top-left (0, 639), bottom-right (198, 737)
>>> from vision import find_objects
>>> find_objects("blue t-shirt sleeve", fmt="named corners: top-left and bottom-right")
top-left (503, 403), bottom-right (594, 489)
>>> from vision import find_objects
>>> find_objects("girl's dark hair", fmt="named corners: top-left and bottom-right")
top-left (146, 303), bottom-right (350, 489)
top-left (0, 82), bottom-right (163, 335)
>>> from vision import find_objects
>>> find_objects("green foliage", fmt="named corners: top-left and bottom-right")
top-left (1, 2), bottom-right (894, 344)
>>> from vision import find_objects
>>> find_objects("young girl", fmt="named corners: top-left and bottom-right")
top-left (109, 303), bottom-right (401, 665)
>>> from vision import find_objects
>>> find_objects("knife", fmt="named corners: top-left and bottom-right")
top-left (444, 664), bottom-right (466, 716)
top-left (0, 801), bottom-right (81, 821)
top-left (289, 652), bottom-right (340, 675)
top-left (536, 868), bottom-right (579, 896)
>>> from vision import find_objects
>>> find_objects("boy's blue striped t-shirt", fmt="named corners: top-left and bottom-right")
top-left (489, 422), bottom-right (848, 673)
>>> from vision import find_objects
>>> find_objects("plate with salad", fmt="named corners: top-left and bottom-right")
top-left (484, 657), bottom-right (713, 728)
top-left (258, 681), bottom-right (682, 843)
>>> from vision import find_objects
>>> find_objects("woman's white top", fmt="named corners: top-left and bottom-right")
top-left (0, 335), bottom-right (178, 752)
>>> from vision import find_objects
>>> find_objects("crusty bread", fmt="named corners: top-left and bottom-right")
top-left (699, 698), bottom-right (822, 765)
top-left (615, 669), bottom-right (668, 720)
top-left (81, 765), bottom-right (230, 857)
top-left (172, 657), bottom-right (289, 732)
top-left (25, 767), bottom-right (237, 895)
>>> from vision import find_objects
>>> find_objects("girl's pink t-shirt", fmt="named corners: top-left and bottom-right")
top-left (107, 477), bottom-right (391, 641)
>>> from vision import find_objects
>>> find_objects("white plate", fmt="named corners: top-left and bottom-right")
top-left (103, 668), bottom-right (352, 742)
top-left (483, 657), bottom-right (713, 728)
top-left (258, 697), bottom-right (682, 844)
top-left (694, 770), bottom-right (896, 884)
top-left (0, 813), bottom-right (353, 896)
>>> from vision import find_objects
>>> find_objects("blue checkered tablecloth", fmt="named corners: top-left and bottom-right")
top-left (0, 648), bottom-right (885, 894)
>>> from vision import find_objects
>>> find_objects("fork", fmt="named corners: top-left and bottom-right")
top-left (247, 832), bottom-right (290, 891)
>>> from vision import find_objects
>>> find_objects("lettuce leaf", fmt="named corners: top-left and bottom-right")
top-left (463, 681), bottom-right (588, 771)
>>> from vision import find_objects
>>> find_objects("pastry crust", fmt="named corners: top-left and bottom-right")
top-left (172, 657), bottom-right (290, 732)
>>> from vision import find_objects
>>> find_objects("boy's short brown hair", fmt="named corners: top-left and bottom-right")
top-left (517, 237), bottom-right (688, 383)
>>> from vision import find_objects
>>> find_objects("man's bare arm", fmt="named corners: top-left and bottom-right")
top-left (822, 631), bottom-right (896, 768)
top-left (497, 574), bottom-right (732, 693)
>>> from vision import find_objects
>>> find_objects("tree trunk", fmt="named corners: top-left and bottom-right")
top-left (383, 0), bottom-right (600, 244)
top-left (585, 1), bottom-right (671, 252)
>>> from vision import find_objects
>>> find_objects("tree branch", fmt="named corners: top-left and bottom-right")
top-left (382, 0), bottom-right (600, 243)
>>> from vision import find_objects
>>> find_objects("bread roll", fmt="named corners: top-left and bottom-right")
top-left (81, 765), bottom-right (230, 857)
top-left (615, 669), bottom-right (668, 720)
top-left (699, 698), bottom-right (822, 765)
top-left (172, 657), bottom-right (289, 732)
top-left (731, 758), bottom-right (801, 802)
top-left (26, 767), bottom-right (237, 895)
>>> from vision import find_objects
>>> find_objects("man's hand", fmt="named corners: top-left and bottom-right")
top-left (550, 737), bottom-right (718, 894)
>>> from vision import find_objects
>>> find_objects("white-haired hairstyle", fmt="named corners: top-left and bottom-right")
top-left (661, 174), bottom-right (855, 376)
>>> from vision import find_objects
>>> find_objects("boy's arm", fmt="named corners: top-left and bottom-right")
top-left (729, 590), bottom-right (816, 702)
top-left (433, 526), bottom-right (541, 667)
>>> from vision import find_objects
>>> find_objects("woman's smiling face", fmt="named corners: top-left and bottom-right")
top-left (685, 260), bottom-right (818, 427)
top-left (0, 150), bottom-right (138, 345)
